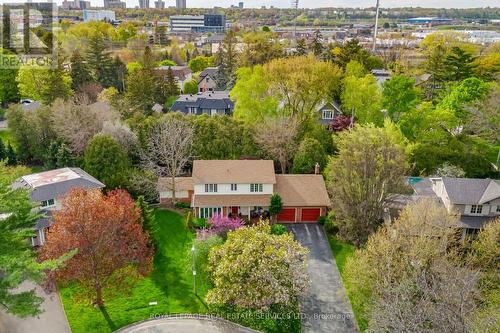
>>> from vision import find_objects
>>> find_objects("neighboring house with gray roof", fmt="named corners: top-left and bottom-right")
top-left (385, 177), bottom-right (500, 238)
top-left (198, 67), bottom-right (218, 92)
top-left (170, 91), bottom-right (234, 116)
top-left (317, 101), bottom-right (342, 126)
top-left (12, 167), bottom-right (105, 246)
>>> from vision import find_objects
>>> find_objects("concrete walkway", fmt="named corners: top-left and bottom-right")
top-left (0, 281), bottom-right (71, 333)
top-left (115, 315), bottom-right (261, 333)
top-left (287, 223), bottom-right (358, 333)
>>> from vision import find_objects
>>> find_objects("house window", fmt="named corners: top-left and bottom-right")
top-left (231, 184), bottom-right (238, 191)
top-left (205, 184), bottom-right (218, 193)
top-left (199, 207), bottom-right (222, 218)
top-left (322, 110), bottom-right (334, 119)
top-left (471, 205), bottom-right (483, 214)
top-left (41, 199), bottom-right (55, 207)
top-left (250, 184), bottom-right (263, 193)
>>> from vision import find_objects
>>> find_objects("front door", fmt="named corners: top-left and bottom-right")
top-left (231, 206), bottom-right (239, 215)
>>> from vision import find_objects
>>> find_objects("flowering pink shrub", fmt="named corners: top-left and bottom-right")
top-left (196, 214), bottom-right (244, 239)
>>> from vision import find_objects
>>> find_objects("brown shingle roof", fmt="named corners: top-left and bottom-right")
top-left (193, 194), bottom-right (272, 207)
top-left (275, 175), bottom-right (330, 207)
top-left (157, 177), bottom-right (193, 192)
top-left (192, 160), bottom-right (276, 184)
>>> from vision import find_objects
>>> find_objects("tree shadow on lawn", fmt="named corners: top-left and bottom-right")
top-left (99, 306), bottom-right (117, 331)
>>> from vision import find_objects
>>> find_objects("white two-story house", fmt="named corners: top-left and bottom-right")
top-left (12, 167), bottom-right (105, 246)
top-left (158, 160), bottom-right (331, 223)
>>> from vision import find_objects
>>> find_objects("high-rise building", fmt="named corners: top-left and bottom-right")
top-left (154, 0), bottom-right (165, 9)
top-left (62, 0), bottom-right (91, 10)
top-left (83, 10), bottom-right (116, 22)
top-left (103, 0), bottom-right (126, 9)
top-left (238, 2), bottom-right (244, 9)
top-left (176, 0), bottom-right (186, 9)
top-left (139, 0), bottom-right (150, 8)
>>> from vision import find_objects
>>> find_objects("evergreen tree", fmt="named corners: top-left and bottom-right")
top-left (164, 67), bottom-right (180, 98)
top-left (110, 56), bottom-right (127, 92)
top-left (135, 195), bottom-right (158, 247)
top-left (44, 141), bottom-right (59, 169)
top-left (126, 47), bottom-right (161, 112)
top-left (295, 38), bottom-right (308, 56)
top-left (425, 44), bottom-right (448, 99)
top-left (443, 47), bottom-right (476, 82)
top-left (0, 138), bottom-right (6, 161)
top-left (56, 144), bottom-right (74, 167)
top-left (70, 50), bottom-right (93, 90)
top-left (309, 29), bottom-right (324, 58)
top-left (6, 143), bottom-right (17, 166)
top-left (268, 193), bottom-right (283, 222)
top-left (215, 31), bottom-right (238, 90)
top-left (85, 34), bottom-right (114, 88)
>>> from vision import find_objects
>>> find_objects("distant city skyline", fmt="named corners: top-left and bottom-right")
top-left (5, 0), bottom-right (500, 8)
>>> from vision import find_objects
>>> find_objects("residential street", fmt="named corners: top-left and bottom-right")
top-left (0, 281), bottom-right (70, 333)
top-left (287, 224), bottom-right (358, 333)
top-left (115, 316), bottom-right (260, 333)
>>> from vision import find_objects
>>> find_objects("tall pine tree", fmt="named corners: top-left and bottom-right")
top-left (70, 50), bottom-right (93, 91)
top-left (86, 34), bottom-right (114, 88)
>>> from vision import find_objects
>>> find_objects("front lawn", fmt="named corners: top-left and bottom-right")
top-left (60, 209), bottom-right (209, 333)
top-left (328, 236), bottom-right (369, 332)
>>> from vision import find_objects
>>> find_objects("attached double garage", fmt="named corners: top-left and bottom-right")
top-left (277, 207), bottom-right (325, 223)
top-left (274, 174), bottom-right (330, 223)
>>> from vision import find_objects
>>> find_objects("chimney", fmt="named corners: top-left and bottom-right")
top-left (314, 162), bottom-right (320, 175)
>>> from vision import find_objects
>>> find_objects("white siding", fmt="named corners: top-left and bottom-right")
top-left (194, 183), bottom-right (274, 195)
top-left (160, 190), bottom-right (189, 199)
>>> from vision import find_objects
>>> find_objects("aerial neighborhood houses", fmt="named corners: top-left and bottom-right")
top-left (170, 91), bottom-right (235, 116)
top-left (386, 177), bottom-right (500, 238)
top-left (158, 159), bottom-right (331, 223)
top-left (11, 168), bottom-right (105, 246)
top-left (154, 65), bottom-right (193, 91)
top-left (198, 67), bottom-right (218, 92)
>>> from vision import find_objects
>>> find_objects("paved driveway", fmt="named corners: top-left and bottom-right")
top-left (0, 281), bottom-right (70, 333)
top-left (287, 223), bottom-right (358, 333)
top-left (115, 315), bottom-right (260, 333)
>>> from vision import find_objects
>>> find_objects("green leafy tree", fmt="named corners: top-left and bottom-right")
top-left (292, 138), bottom-right (327, 174)
top-left (382, 75), bottom-right (419, 121)
top-left (0, 164), bottom-right (62, 317)
top-left (342, 65), bottom-right (384, 126)
top-left (84, 134), bottom-right (130, 189)
top-left (183, 79), bottom-right (198, 94)
top-left (328, 122), bottom-right (409, 245)
top-left (70, 50), bottom-right (93, 90)
top-left (239, 32), bottom-right (284, 67)
top-left (207, 221), bottom-right (309, 309)
top-left (16, 64), bottom-right (72, 104)
top-left (268, 194), bottom-right (283, 222)
top-left (0, 50), bottom-right (19, 107)
top-left (188, 55), bottom-right (214, 73)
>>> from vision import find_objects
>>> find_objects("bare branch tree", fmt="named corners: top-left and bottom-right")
top-left (141, 116), bottom-right (193, 204)
top-left (254, 116), bottom-right (298, 174)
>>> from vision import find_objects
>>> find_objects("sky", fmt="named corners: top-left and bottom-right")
top-left (2, 0), bottom-right (498, 8)
top-left (182, 0), bottom-right (500, 8)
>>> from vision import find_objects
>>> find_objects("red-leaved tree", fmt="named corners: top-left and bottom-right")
top-left (329, 115), bottom-right (354, 132)
top-left (40, 188), bottom-right (153, 306)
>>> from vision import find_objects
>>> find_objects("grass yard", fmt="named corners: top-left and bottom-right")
top-left (328, 236), bottom-right (369, 332)
top-left (0, 129), bottom-right (11, 144)
top-left (60, 209), bottom-right (209, 333)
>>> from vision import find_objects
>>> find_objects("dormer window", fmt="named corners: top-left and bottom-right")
top-left (41, 199), bottom-right (55, 208)
top-left (205, 184), bottom-right (218, 193)
top-left (322, 110), bottom-right (334, 120)
top-left (471, 205), bottom-right (483, 214)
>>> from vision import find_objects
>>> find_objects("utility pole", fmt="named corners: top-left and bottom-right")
top-left (291, 0), bottom-right (299, 42)
top-left (191, 245), bottom-right (196, 295)
top-left (372, 0), bottom-right (380, 52)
